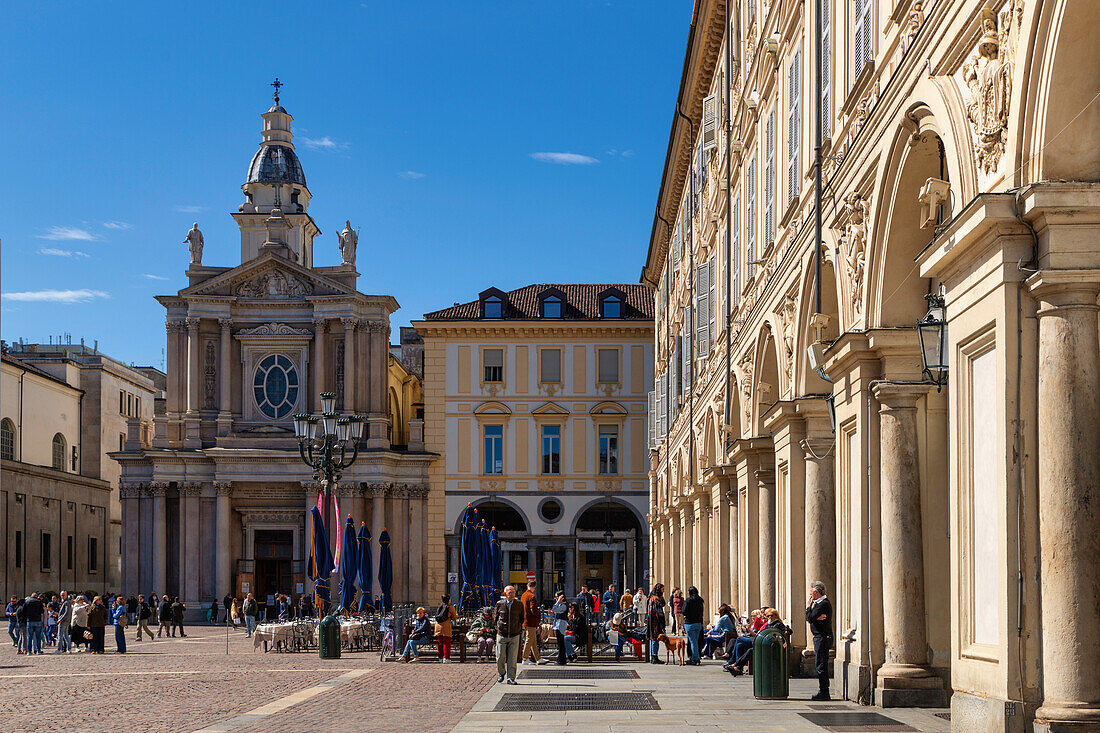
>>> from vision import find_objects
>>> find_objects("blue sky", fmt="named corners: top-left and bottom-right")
top-left (1, 1), bottom-right (686, 368)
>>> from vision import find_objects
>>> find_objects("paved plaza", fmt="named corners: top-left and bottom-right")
top-left (2, 624), bottom-right (953, 733)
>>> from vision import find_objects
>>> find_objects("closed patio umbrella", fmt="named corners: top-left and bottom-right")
top-left (459, 505), bottom-right (478, 613)
top-left (307, 506), bottom-right (334, 616)
top-left (489, 526), bottom-right (502, 599)
top-left (378, 528), bottom-right (393, 613)
top-left (356, 523), bottom-right (373, 613)
top-left (339, 515), bottom-right (358, 612)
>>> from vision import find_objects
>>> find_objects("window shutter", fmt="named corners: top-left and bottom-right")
top-left (673, 223), bottom-right (681, 271)
top-left (540, 349), bottom-right (561, 383)
top-left (702, 94), bottom-right (718, 151)
top-left (863, 0), bottom-right (874, 69)
top-left (822, 0), bottom-right (832, 138)
top-left (746, 156), bottom-right (757, 278)
top-left (708, 256), bottom-right (717, 346)
top-left (765, 110), bottom-right (776, 248)
top-left (648, 390), bottom-right (657, 448)
top-left (854, 0), bottom-right (869, 79)
top-left (732, 199), bottom-right (741, 306)
top-left (788, 49), bottom-right (801, 205)
top-left (720, 231), bottom-right (729, 329)
top-left (683, 308), bottom-right (693, 393)
top-left (696, 262), bottom-right (709, 357)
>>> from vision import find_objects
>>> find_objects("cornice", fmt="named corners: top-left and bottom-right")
top-left (410, 322), bottom-right (653, 339)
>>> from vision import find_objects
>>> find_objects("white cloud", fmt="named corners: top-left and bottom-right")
top-left (399, 170), bottom-right (426, 179)
top-left (142, 274), bottom-right (169, 281)
top-left (38, 248), bottom-right (90, 258)
top-left (530, 152), bottom-right (599, 165)
top-left (606, 148), bottom-right (635, 159)
top-left (36, 226), bottom-right (100, 241)
top-left (174, 205), bottom-right (203, 214)
top-left (3, 289), bottom-right (110, 304)
top-left (299, 136), bottom-right (348, 151)
top-left (103, 220), bottom-right (132, 230)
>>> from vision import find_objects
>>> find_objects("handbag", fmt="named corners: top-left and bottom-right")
top-left (83, 630), bottom-right (93, 640)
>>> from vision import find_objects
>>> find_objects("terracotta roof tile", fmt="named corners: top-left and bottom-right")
top-left (424, 284), bottom-right (653, 321)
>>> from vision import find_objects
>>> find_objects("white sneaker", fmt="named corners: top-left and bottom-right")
top-left (521, 660), bottom-right (534, 665)
top-left (536, 658), bottom-right (548, 665)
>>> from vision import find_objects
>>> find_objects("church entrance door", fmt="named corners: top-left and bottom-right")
top-left (255, 529), bottom-right (293, 617)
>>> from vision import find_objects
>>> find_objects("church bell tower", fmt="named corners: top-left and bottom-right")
top-left (233, 79), bottom-right (321, 267)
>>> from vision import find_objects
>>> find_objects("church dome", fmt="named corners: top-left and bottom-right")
top-left (247, 144), bottom-right (306, 186)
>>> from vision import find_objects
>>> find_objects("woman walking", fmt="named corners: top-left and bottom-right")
top-left (434, 594), bottom-right (458, 663)
top-left (135, 595), bottom-right (154, 641)
top-left (646, 583), bottom-right (667, 665)
top-left (111, 596), bottom-right (128, 653)
top-left (86, 596), bottom-right (108, 654)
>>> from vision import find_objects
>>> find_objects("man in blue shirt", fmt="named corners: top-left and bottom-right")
top-left (601, 584), bottom-right (619, 622)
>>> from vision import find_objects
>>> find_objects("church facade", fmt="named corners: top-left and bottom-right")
top-left (113, 91), bottom-right (436, 615)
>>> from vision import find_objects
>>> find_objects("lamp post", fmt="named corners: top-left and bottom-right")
top-left (917, 292), bottom-right (949, 390)
top-left (294, 392), bottom-right (365, 554)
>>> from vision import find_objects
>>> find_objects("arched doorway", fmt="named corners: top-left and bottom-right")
top-left (573, 499), bottom-right (644, 599)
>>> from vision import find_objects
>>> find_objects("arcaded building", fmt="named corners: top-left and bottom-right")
top-left (113, 89), bottom-right (435, 614)
top-left (413, 285), bottom-right (654, 604)
top-left (643, 1), bottom-right (1100, 730)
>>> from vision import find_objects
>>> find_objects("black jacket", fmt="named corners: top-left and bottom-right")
top-left (806, 597), bottom-right (833, 638)
top-left (683, 594), bottom-right (704, 624)
top-left (138, 601), bottom-right (151, 620)
top-left (21, 597), bottom-right (44, 623)
top-left (159, 600), bottom-right (172, 619)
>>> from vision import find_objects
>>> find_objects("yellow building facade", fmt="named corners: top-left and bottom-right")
top-left (413, 285), bottom-right (654, 604)
top-left (644, 1), bottom-right (1100, 730)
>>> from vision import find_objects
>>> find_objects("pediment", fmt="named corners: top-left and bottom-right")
top-left (531, 401), bottom-right (570, 415)
top-left (181, 253), bottom-right (354, 299)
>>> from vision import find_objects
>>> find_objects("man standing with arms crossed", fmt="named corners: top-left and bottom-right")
top-left (520, 580), bottom-right (546, 665)
top-left (807, 581), bottom-right (834, 701)
top-left (602, 584), bottom-right (619, 623)
top-left (494, 585), bottom-right (525, 685)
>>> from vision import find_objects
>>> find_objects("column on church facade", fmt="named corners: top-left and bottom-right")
top-left (872, 382), bottom-right (943, 693)
top-left (312, 318), bottom-right (326, 412)
top-left (1030, 276), bottom-right (1100, 727)
top-left (370, 484), bottom-right (385, 599)
top-left (366, 323), bottom-right (390, 448)
top-left (408, 487), bottom-right (425, 603)
top-left (186, 318), bottom-right (201, 413)
top-left (166, 320), bottom-right (184, 416)
top-left (151, 482), bottom-right (167, 597)
top-left (182, 482), bottom-right (202, 605)
top-left (395, 487), bottom-right (409, 602)
top-left (217, 318), bottom-right (233, 436)
top-left (214, 482), bottom-right (233, 599)
top-left (341, 318), bottom-right (356, 411)
top-left (121, 484), bottom-right (140, 595)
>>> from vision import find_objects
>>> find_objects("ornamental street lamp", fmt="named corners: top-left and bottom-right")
top-left (294, 392), bottom-right (365, 547)
top-left (917, 292), bottom-right (949, 390)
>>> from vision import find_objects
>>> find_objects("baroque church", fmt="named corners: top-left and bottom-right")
top-left (114, 87), bottom-right (436, 615)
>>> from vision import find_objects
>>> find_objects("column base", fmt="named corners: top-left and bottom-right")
top-left (216, 412), bottom-right (233, 437)
top-left (876, 669), bottom-right (948, 708)
top-left (1034, 702), bottom-right (1100, 733)
top-left (183, 416), bottom-right (201, 449)
top-left (951, 690), bottom-right (1035, 733)
top-left (366, 415), bottom-right (389, 449)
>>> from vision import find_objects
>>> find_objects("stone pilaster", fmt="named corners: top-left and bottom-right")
top-left (341, 318), bottom-right (357, 411)
top-left (1029, 273), bottom-right (1100, 729)
top-left (312, 319), bottom-right (327, 411)
top-left (756, 467), bottom-right (776, 607)
top-left (214, 482), bottom-right (233, 598)
top-left (150, 482), bottom-right (168, 596)
top-left (217, 319), bottom-right (233, 436)
top-left (872, 382), bottom-right (945, 707)
top-left (184, 317), bottom-right (201, 448)
top-left (801, 436), bottom-right (836, 604)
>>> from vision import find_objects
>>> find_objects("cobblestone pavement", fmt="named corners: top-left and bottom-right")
top-left (0, 625), bottom-right (495, 733)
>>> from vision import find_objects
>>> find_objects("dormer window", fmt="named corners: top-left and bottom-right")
top-left (541, 296), bottom-right (562, 319)
top-left (483, 296), bottom-right (503, 319)
top-left (600, 295), bottom-right (622, 319)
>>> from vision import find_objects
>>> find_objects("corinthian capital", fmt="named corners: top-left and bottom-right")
top-left (341, 317), bottom-right (358, 331)
top-left (213, 481), bottom-right (234, 496)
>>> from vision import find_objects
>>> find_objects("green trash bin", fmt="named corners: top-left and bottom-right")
top-left (319, 614), bottom-right (341, 659)
top-left (752, 627), bottom-right (789, 699)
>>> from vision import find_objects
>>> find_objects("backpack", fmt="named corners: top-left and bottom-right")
top-left (435, 604), bottom-right (450, 624)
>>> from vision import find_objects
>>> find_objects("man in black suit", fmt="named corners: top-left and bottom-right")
top-left (806, 581), bottom-right (834, 701)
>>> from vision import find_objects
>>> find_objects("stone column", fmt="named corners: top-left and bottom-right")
top-left (680, 506), bottom-right (693, 590)
top-left (341, 318), bottom-right (356, 411)
top-left (186, 318), bottom-right (201, 413)
top-left (801, 437), bottom-right (836, 600)
top-left (757, 467), bottom-right (776, 607)
top-left (217, 319), bottom-right (233, 436)
top-left (725, 487), bottom-right (739, 610)
top-left (370, 484), bottom-right (385, 595)
top-left (165, 320), bottom-right (184, 417)
top-left (121, 484), bottom-right (140, 595)
top-left (408, 487), bottom-right (425, 603)
top-left (312, 319), bottom-right (326, 411)
top-left (694, 499), bottom-right (709, 596)
top-left (564, 545), bottom-right (575, 596)
top-left (395, 487), bottom-right (409, 603)
top-left (449, 544), bottom-right (460, 601)
top-left (1030, 277), bottom-right (1100, 728)
top-left (181, 482), bottom-right (202, 605)
top-left (872, 382), bottom-right (943, 703)
top-left (366, 323), bottom-right (390, 448)
top-left (214, 482), bottom-right (233, 599)
top-left (150, 482), bottom-right (167, 596)
top-left (611, 547), bottom-right (620, 594)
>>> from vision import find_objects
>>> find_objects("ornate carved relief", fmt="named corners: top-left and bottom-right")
top-left (537, 478), bottom-right (563, 492)
top-left (835, 193), bottom-right (870, 316)
top-left (213, 481), bottom-right (233, 497)
top-left (203, 340), bottom-right (217, 410)
top-left (236, 322), bottom-right (313, 337)
top-left (149, 481), bottom-right (169, 497)
top-left (235, 270), bottom-right (313, 298)
top-left (241, 510), bottom-right (304, 528)
top-left (903, 0), bottom-right (925, 53)
top-left (481, 479), bottom-right (504, 493)
top-left (739, 354), bottom-right (754, 426)
top-left (335, 338), bottom-right (345, 411)
top-left (778, 295), bottom-right (796, 386)
top-left (178, 482), bottom-right (203, 497)
top-left (962, 1), bottom-right (1023, 174)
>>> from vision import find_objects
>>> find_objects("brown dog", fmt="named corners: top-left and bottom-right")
top-left (657, 633), bottom-right (686, 665)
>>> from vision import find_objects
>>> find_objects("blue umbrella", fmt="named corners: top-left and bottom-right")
top-left (378, 528), bottom-right (393, 612)
top-left (459, 505), bottom-right (478, 613)
top-left (489, 526), bottom-right (502, 599)
top-left (339, 515), bottom-right (358, 612)
top-left (356, 523), bottom-right (373, 613)
top-left (307, 506), bottom-right (334, 616)
top-left (478, 516), bottom-right (492, 606)
top-left (472, 513), bottom-right (485, 606)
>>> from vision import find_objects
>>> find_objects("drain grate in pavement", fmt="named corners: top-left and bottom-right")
top-left (934, 712), bottom-right (951, 720)
top-left (518, 669), bottom-right (639, 680)
top-left (809, 704), bottom-right (852, 710)
top-left (798, 711), bottom-right (917, 732)
top-left (494, 692), bottom-right (660, 712)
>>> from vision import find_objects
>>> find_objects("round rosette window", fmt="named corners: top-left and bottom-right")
top-left (538, 498), bottom-right (563, 524)
top-left (253, 354), bottom-right (299, 419)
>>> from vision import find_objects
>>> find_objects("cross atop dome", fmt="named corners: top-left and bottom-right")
top-left (270, 77), bottom-right (283, 105)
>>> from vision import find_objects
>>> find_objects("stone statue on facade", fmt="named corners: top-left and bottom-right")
top-left (962, 1), bottom-right (1023, 173)
top-left (184, 223), bottom-right (204, 265)
top-left (837, 193), bottom-right (870, 316)
top-left (338, 220), bottom-right (357, 266)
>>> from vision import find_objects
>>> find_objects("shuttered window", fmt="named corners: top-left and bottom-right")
top-left (540, 348), bottom-right (561, 383)
top-left (765, 109), bottom-right (776, 248)
top-left (732, 199), bottom-right (741, 305)
top-left (788, 47), bottom-right (801, 205)
top-left (483, 348), bottom-right (503, 383)
top-left (597, 349), bottom-right (619, 383)
top-left (696, 261), bottom-right (710, 357)
top-left (682, 309), bottom-right (693, 394)
top-left (708, 256), bottom-right (717, 345)
top-left (746, 155), bottom-right (757, 279)
top-left (720, 231), bottom-right (729, 332)
top-left (702, 94), bottom-right (718, 151)
top-left (854, 0), bottom-right (873, 79)
top-left (648, 390), bottom-right (657, 448)
top-left (822, 0), bottom-right (832, 139)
